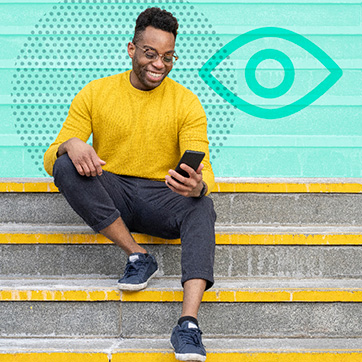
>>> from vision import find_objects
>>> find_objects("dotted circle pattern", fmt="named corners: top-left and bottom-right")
top-left (12, 0), bottom-right (236, 175)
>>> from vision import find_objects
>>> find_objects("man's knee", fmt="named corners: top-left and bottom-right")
top-left (53, 154), bottom-right (78, 188)
top-left (53, 153), bottom-right (74, 172)
top-left (198, 196), bottom-right (217, 222)
top-left (181, 196), bottom-right (217, 228)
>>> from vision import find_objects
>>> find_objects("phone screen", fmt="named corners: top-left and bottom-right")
top-left (173, 150), bottom-right (205, 181)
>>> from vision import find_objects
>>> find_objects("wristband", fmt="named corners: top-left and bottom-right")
top-left (197, 182), bottom-right (207, 198)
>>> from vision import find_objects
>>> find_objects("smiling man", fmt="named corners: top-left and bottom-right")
top-left (43, 8), bottom-right (216, 362)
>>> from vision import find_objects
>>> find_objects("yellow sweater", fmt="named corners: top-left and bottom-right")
top-left (44, 70), bottom-right (215, 194)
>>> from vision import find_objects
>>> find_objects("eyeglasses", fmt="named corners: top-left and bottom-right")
top-left (133, 43), bottom-right (179, 65)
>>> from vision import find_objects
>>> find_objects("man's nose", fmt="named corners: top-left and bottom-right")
top-left (152, 56), bottom-right (165, 68)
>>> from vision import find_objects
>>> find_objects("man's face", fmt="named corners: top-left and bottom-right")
top-left (128, 26), bottom-right (176, 91)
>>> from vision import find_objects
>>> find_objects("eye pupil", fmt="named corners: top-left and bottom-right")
top-left (245, 49), bottom-right (295, 99)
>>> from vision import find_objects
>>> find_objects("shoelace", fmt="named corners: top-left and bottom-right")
top-left (124, 258), bottom-right (145, 277)
top-left (178, 328), bottom-right (203, 347)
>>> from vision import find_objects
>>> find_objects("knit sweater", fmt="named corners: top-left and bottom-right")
top-left (43, 70), bottom-right (215, 194)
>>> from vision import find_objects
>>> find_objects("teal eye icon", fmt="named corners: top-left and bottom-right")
top-left (199, 27), bottom-right (342, 119)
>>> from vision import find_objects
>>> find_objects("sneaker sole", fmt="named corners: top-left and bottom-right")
top-left (117, 269), bottom-right (159, 291)
top-left (170, 341), bottom-right (206, 362)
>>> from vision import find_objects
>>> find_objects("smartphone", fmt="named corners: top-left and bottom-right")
top-left (172, 150), bottom-right (205, 182)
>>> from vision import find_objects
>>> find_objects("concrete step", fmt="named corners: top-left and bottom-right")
top-left (1, 224), bottom-right (362, 278)
top-left (2, 178), bottom-right (362, 225)
top-left (3, 191), bottom-right (362, 225)
top-left (2, 179), bottom-right (362, 344)
top-left (1, 337), bottom-right (362, 361)
top-left (1, 277), bottom-right (362, 338)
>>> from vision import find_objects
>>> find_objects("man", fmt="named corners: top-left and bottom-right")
top-left (44, 7), bottom-right (216, 362)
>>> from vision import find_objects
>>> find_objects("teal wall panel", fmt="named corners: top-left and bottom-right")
top-left (0, 0), bottom-right (361, 177)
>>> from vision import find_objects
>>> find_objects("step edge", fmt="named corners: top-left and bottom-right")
top-left (1, 277), bottom-right (362, 303)
top-left (2, 226), bottom-right (362, 245)
top-left (1, 337), bottom-right (362, 353)
top-left (2, 178), bottom-right (362, 193)
top-left (3, 223), bottom-right (362, 233)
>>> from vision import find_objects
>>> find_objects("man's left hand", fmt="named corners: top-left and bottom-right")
top-left (165, 163), bottom-right (206, 197)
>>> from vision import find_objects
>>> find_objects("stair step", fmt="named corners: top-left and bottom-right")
top-left (2, 179), bottom-right (362, 226)
top-left (2, 224), bottom-right (362, 245)
top-left (2, 179), bottom-right (362, 342)
top-left (1, 338), bottom-right (362, 361)
top-left (1, 224), bottom-right (362, 278)
top-left (1, 277), bottom-right (362, 302)
top-left (1, 277), bottom-right (362, 338)
top-left (3, 191), bottom-right (362, 225)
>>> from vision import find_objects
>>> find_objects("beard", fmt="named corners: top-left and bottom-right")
top-left (131, 54), bottom-right (170, 91)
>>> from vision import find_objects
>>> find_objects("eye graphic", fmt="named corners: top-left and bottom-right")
top-left (199, 27), bottom-right (342, 119)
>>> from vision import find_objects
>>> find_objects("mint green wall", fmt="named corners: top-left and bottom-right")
top-left (1, 0), bottom-right (361, 178)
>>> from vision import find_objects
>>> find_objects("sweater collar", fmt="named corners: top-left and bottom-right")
top-left (124, 69), bottom-right (167, 96)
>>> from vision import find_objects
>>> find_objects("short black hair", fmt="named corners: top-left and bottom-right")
top-left (132, 7), bottom-right (179, 44)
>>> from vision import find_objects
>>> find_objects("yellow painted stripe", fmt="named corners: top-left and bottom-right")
top-left (111, 352), bottom-right (362, 362)
top-left (206, 353), bottom-right (362, 362)
top-left (121, 290), bottom-right (185, 302)
top-left (3, 288), bottom-right (360, 303)
top-left (121, 289), bottom-right (362, 303)
top-left (1, 352), bottom-right (361, 362)
top-left (0, 353), bottom-right (108, 362)
top-left (0, 182), bottom-right (58, 193)
top-left (292, 290), bottom-right (362, 302)
top-left (112, 352), bottom-right (172, 362)
top-left (214, 182), bottom-right (362, 193)
top-left (2, 181), bottom-right (362, 193)
top-left (216, 233), bottom-right (362, 245)
top-left (0, 233), bottom-right (179, 245)
top-left (2, 233), bottom-right (362, 246)
top-left (0, 289), bottom-right (120, 302)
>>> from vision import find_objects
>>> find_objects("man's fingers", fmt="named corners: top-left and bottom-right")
top-left (165, 174), bottom-right (200, 198)
top-left (167, 163), bottom-right (205, 198)
top-left (91, 156), bottom-right (106, 176)
top-left (82, 162), bottom-right (92, 177)
top-left (94, 164), bottom-right (103, 176)
top-left (196, 163), bottom-right (204, 174)
top-left (73, 157), bottom-right (93, 177)
top-left (67, 140), bottom-right (106, 177)
top-left (168, 169), bottom-right (187, 185)
top-left (180, 163), bottom-right (203, 178)
top-left (75, 154), bottom-right (106, 177)
top-left (179, 164), bottom-right (202, 187)
top-left (75, 163), bottom-right (85, 176)
top-left (165, 175), bottom-right (188, 191)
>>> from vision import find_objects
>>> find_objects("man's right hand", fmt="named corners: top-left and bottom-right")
top-left (57, 137), bottom-right (106, 177)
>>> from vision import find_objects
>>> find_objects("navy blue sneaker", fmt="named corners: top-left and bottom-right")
top-left (117, 252), bottom-right (158, 291)
top-left (170, 321), bottom-right (206, 361)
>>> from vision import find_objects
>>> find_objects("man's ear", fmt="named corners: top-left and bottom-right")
top-left (127, 42), bottom-right (135, 59)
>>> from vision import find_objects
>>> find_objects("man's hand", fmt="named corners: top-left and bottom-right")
top-left (165, 163), bottom-right (206, 197)
top-left (57, 137), bottom-right (106, 177)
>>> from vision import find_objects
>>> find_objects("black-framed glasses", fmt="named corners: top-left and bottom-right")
top-left (133, 43), bottom-right (179, 65)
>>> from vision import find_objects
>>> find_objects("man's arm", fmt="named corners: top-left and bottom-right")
top-left (165, 95), bottom-right (214, 197)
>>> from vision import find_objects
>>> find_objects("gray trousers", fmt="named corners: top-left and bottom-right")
top-left (53, 154), bottom-right (216, 289)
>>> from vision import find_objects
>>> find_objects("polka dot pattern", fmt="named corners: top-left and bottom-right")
top-left (12, 0), bottom-right (235, 175)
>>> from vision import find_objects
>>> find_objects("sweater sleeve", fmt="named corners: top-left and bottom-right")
top-left (178, 95), bottom-right (215, 195)
top-left (43, 83), bottom-right (93, 176)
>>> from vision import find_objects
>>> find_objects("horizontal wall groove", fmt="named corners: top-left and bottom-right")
top-left (1, 32), bottom-right (362, 37)
top-left (1, 0), bottom-right (361, 3)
